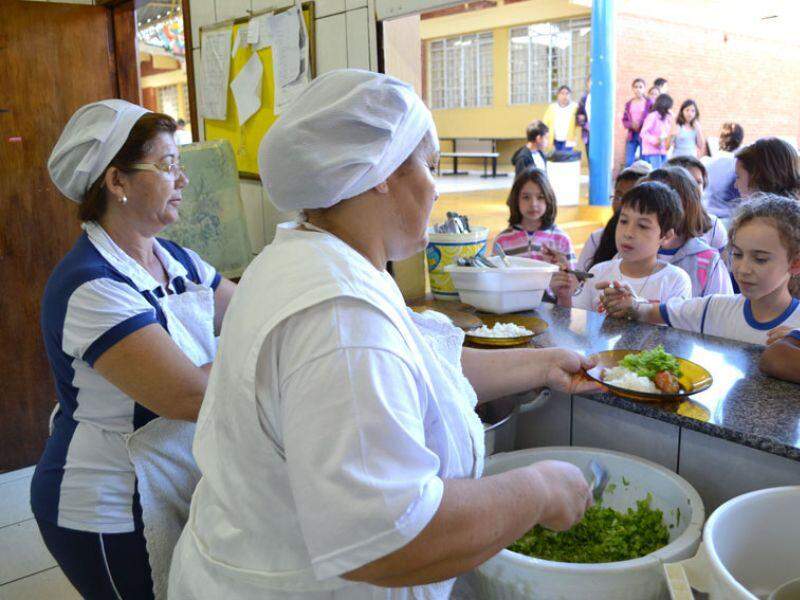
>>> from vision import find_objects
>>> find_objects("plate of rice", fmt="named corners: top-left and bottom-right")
top-left (465, 314), bottom-right (548, 347)
top-left (585, 346), bottom-right (713, 401)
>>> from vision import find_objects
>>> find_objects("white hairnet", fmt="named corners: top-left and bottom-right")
top-left (258, 69), bottom-right (437, 212)
top-left (48, 99), bottom-right (150, 203)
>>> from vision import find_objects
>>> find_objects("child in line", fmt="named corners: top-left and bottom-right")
top-left (552, 181), bottom-right (691, 311)
top-left (669, 99), bottom-right (705, 158)
top-left (647, 86), bottom-right (660, 103)
top-left (621, 78), bottom-right (653, 166)
top-left (735, 137), bottom-right (800, 201)
top-left (640, 94), bottom-right (673, 169)
top-left (493, 167), bottom-right (576, 267)
top-left (666, 155), bottom-right (728, 252)
top-left (511, 121), bottom-right (550, 176)
top-left (645, 167), bottom-right (732, 296)
top-left (760, 328), bottom-right (800, 383)
top-left (543, 85), bottom-right (579, 152)
top-left (703, 122), bottom-right (745, 223)
top-left (600, 194), bottom-right (800, 346)
top-left (576, 160), bottom-right (652, 272)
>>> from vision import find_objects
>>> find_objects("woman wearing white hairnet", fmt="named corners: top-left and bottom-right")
top-left (169, 70), bottom-right (595, 599)
top-left (32, 100), bottom-right (236, 598)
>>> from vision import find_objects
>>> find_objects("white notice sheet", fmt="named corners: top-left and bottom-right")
top-left (230, 53), bottom-right (263, 126)
top-left (200, 27), bottom-right (232, 120)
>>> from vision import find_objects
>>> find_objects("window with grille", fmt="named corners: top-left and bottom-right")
top-left (509, 17), bottom-right (591, 105)
top-left (428, 32), bottom-right (493, 109)
top-left (156, 85), bottom-right (180, 120)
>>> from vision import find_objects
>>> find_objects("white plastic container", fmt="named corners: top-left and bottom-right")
top-left (457, 289), bottom-right (547, 313)
top-left (472, 447), bottom-right (704, 600)
top-left (664, 486), bottom-right (800, 600)
top-left (445, 256), bottom-right (558, 313)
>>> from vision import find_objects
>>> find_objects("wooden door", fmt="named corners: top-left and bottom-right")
top-left (0, 1), bottom-right (128, 471)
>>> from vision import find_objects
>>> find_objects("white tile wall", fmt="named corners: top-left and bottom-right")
top-left (314, 0), bottom-right (347, 18)
top-left (251, 0), bottom-right (295, 13)
top-left (345, 8), bottom-right (371, 70)
top-left (239, 180), bottom-right (266, 253)
top-left (189, 0), bottom-right (217, 49)
top-left (315, 13), bottom-right (348, 75)
top-left (572, 396), bottom-right (681, 471)
top-left (216, 0), bottom-right (250, 22)
top-left (678, 429), bottom-right (800, 513)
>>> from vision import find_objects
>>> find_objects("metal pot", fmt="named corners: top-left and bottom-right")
top-left (479, 396), bottom-right (518, 456)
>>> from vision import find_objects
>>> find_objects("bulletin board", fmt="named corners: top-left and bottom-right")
top-left (200, 3), bottom-right (316, 179)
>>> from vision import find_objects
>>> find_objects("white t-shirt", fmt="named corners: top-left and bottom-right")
top-left (169, 226), bottom-right (482, 599)
top-left (573, 257), bottom-right (692, 312)
top-left (661, 295), bottom-right (800, 346)
top-left (553, 102), bottom-right (576, 142)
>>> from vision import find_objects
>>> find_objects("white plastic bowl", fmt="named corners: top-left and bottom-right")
top-left (667, 486), bottom-right (800, 600)
top-left (472, 447), bottom-right (704, 600)
top-left (445, 256), bottom-right (558, 292)
top-left (445, 256), bottom-right (557, 313)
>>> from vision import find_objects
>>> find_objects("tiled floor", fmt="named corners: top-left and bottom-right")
top-left (0, 466), bottom-right (79, 599)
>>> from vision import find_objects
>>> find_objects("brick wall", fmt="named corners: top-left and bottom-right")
top-left (613, 12), bottom-right (800, 174)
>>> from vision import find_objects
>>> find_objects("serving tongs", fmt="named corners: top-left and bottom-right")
top-left (588, 459), bottom-right (609, 504)
top-left (456, 254), bottom-right (497, 268)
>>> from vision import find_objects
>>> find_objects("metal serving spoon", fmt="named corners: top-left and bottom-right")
top-left (588, 459), bottom-right (609, 504)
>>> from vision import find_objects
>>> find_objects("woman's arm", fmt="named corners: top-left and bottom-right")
top-left (343, 460), bottom-right (591, 587)
top-left (93, 324), bottom-right (209, 421)
top-left (460, 346), bottom-right (596, 404)
top-left (213, 277), bottom-right (237, 335)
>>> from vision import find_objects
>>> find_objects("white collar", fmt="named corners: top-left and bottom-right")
top-left (83, 221), bottom-right (189, 292)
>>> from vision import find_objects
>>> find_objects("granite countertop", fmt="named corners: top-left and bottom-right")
top-left (523, 303), bottom-right (800, 462)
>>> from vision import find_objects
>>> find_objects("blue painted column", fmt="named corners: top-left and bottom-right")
top-left (589, 0), bottom-right (615, 206)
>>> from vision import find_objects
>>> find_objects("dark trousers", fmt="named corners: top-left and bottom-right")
top-left (36, 518), bottom-right (154, 600)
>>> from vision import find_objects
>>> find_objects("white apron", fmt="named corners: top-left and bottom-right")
top-left (168, 225), bottom-right (485, 599)
top-left (126, 272), bottom-right (217, 600)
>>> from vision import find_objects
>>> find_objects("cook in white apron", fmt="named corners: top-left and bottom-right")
top-left (169, 69), bottom-right (592, 600)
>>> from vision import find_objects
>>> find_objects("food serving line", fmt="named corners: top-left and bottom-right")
top-left (417, 215), bottom-right (800, 598)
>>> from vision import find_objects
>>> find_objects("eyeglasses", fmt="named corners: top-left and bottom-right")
top-left (130, 160), bottom-right (184, 180)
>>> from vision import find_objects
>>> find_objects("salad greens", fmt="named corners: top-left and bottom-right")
top-left (509, 494), bottom-right (670, 563)
top-left (619, 345), bottom-right (682, 380)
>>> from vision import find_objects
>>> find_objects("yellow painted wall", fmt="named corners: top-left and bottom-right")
top-left (423, 0), bottom-right (589, 167)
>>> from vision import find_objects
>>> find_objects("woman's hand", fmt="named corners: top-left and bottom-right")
top-left (542, 348), bottom-right (599, 395)
top-left (767, 325), bottom-right (794, 346)
top-left (530, 460), bottom-right (593, 531)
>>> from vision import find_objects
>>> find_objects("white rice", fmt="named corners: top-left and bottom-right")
top-left (469, 322), bottom-right (533, 338)
top-left (602, 366), bottom-right (658, 393)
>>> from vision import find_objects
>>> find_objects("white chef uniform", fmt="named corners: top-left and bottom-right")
top-left (168, 225), bottom-right (485, 599)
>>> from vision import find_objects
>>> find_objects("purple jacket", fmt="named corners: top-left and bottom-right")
top-left (622, 98), bottom-right (653, 141)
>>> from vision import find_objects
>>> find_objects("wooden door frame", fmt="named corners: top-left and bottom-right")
top-left (97, 0), bottom-right (198, 141)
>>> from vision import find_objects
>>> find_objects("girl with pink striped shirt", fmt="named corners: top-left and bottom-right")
top-left (492, 167), bottom-right (576, 268)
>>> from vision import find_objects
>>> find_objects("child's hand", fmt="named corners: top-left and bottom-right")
top-left (597, 281), bottom-right (635, 319)
top-left (766, 326), bottom-right (794, 345)
top-left (551, 270), bottom-right (579, 301)
top-left (541, 244), bottom-right (569, 267)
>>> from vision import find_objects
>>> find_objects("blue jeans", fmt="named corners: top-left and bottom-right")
top-left (625, 133), bottom-right (641, 166)
top-left (642, 154), bottom-right (666, 169)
